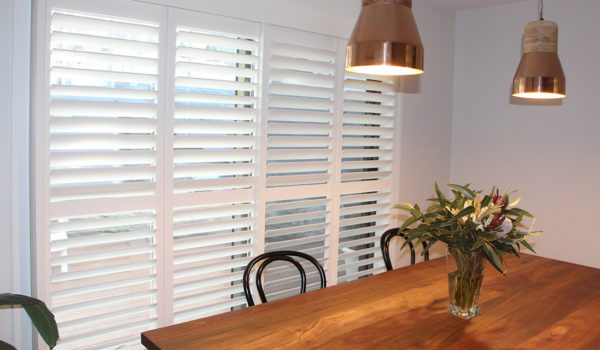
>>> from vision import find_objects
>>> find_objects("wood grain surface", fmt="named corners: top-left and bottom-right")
top-left (142, 254), bottom-right (600, 349)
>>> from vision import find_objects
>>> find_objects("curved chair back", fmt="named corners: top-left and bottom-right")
top-left (243, 250), bottom-right (327, 306)
top-left (381, 228), bottom-right (430, 271)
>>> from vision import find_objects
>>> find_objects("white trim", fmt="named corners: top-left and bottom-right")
top-left (157, 5), bottom-right (173, 328)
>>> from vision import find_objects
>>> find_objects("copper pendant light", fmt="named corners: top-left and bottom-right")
top-left (346, 0), bottom-right (424, 76)
top-left (512, 0), bottom-right (565, 99)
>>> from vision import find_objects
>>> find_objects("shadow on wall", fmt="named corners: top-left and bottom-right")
top-left (397, 75), bottom-right (422, 94)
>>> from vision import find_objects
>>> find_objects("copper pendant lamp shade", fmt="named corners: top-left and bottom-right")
top-left (512, 19), bottom-right (566, 99)
top-left (346, 0), bottom-right (424, 76)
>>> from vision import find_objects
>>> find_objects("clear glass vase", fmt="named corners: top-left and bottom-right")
top-left (446, 247), bottom-right (485, 320)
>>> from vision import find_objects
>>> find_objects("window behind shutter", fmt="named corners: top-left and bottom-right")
top-left (47, 8), bottom-right (160, 349)
top-left (170, 11), bottom-right (259, 323)
top-left (337, 73), bottom-right (396, 283)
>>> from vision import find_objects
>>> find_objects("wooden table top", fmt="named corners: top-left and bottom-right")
top-left (141, 254), bottom-right (600, 349)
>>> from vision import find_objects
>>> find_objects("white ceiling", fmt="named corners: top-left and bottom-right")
top-left (420, 0), bottom-right (526, 11)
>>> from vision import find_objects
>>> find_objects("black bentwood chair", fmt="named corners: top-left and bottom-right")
top-left (243, 250), bottom-right (327, 306)
top-left (380, 228), bottom-right (430, 271)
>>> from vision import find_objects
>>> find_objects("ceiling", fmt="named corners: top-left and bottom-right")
top-left (420, 0), bottom-right (526, 11)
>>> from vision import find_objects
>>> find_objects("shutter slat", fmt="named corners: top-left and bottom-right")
top-left (50, 99), bottom-right (156, 118)
top-left (50, 166), bottom-right (155, 184)
top-left (176, 31), bottom-right (258, 52)
top-left (174, 149), bottom-right (254, 163)
top-left (174, 244), bottom-right (253, 265)
top-left (343, 102), bottom-right (394, 115)
top-left (50, 182), bottom-right (154, 201)
top-left (51, 49), bottom-right (157, 74)
top-left (51, 85), bottom-right (157, 100)
top-left (269, 69), bottom-right (334, 87)
top-left (51, 13), bottom-right (158, 38)
top-left (174, 135), bottom-right (255, 148)
top-left (338, 224), bottom-right (388, 239)
top-left (51, 67), bottom-right (157, 85)
top-left (173, 257), bottom-right (251, 279)
top-left (269, 82), bottom-right (334, 99)
top-left (173, 177), bottom-right (254, 193)
top-left (173, 163), bottom-right (253, 178)
top-left (267, 149), bottom-right (330, 161)
top-left (267, 174), bottom-right (330, 187)
top-left (267, 161), bottom-right (331, 174)
top-left (268, 136), bottom-right (331, 148)
top-left (176, 62), bottom-right (257, 80)
top-left (50, 116), bottom-right (156, 134)
top-left (268, 110), bottom-right (333, 123)
top-left (173, 232), bottom-right (253, 250)
top-left (174, 105), bottom-right (256, 121)
top-left (344, 90), bottom-right (395, 104)
top-left (51, 230), bottom-right (153, 251)
top-left (270, 55), bottom-right (334, 74)
top-left (173, 219), bottom-right (253, 238)
top-left (176, 46), bottom-right (258, 65)
top-left (51, 262), bottom-right (155, 284)
top-left (51, 31), bottom-right (158, 57)
top-left (268, 123), bottom-right (331, 136)
top-left (175, 92), bottom-right (257, 106)
top-left (175, 77), bottom-right (256, 93)
top-left (270, 42), bottom-right (334, 61)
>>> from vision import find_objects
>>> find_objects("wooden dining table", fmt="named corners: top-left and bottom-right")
top-left (141, 254), bottom-right (600, 349)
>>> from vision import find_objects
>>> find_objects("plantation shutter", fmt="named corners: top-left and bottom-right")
top-left (337, 73), bottom-right (396, 283)
top-left (259, 25), bottom-right (338, 298)
top-left (169, 10), bottom-right (260, 324)
top-left (45, 3), bottom-right (163, 349)
top-left (35, 2), bottom-right (400, 347)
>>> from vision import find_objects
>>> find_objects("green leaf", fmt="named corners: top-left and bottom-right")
top-left (450, 206), bottom-right (475, 222)
top-left (393, 203), bottom-right (414, 212)
top-left (0, 294), bottom-right (60, 348)
top-left (481, 195), bottom-right (492, 207)
top-left (426, 203), bottom-right (442, 213)
top-left (398, 216), bottom-right (417, 232)
top-left (471, 238), bottom-right (487, 251)
top-left (483, 243), bottom-right (506, 274)
top-left (446, 183), bottom-right (476, 200)
top-left (435, 182), bottom-right (447, 204)
top-left (507, 207), bottom-right (534, 218)
top-left (521, 240), bottom-right (536, 253)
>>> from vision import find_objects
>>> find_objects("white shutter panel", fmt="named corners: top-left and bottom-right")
top-left (264, 30), bottom-right (336, 189)
top-left (47, 6), bottom-right (161, 349)
top-left (170, 11), bottom-right (259, 324)
top-left (337, 72), bottom-right (396, 283)
top-left (258, 26), bottom-right (337, 300)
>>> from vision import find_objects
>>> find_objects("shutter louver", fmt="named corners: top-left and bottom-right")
top-left (48, 9), bottom-right (159, 349)
top-left (337, 73), bottom-right (396, 283)
top-left (171, 22), bottom-right (258, 324)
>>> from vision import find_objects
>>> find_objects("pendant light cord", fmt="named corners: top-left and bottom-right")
top-left (538, 0), bottom-right (544, 21)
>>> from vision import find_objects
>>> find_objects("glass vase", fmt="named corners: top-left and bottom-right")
top-left (446, 247), bottom-right (485, 320)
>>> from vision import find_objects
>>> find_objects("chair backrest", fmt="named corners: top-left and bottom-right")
top-left (243, 250), bottom-right (327, 306)
top-left (380, 228), bottom-right (430, 271)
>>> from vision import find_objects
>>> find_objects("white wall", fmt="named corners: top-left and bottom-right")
top-left (397, 1), bottom-right (455, 207)
top-left (390, 2), bottom-right (456, 262)
top-left (140, 0), bottom-right (361, 39)
top-left (1, 0), bottom-right (33, 348)
top-left (451, 0), bottom-right (600, 268)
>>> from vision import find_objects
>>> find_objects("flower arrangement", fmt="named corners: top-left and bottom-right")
top-left (394, 183), bottom-right (541, 319)
top-left (394, 183), bottom-right (541, 274)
